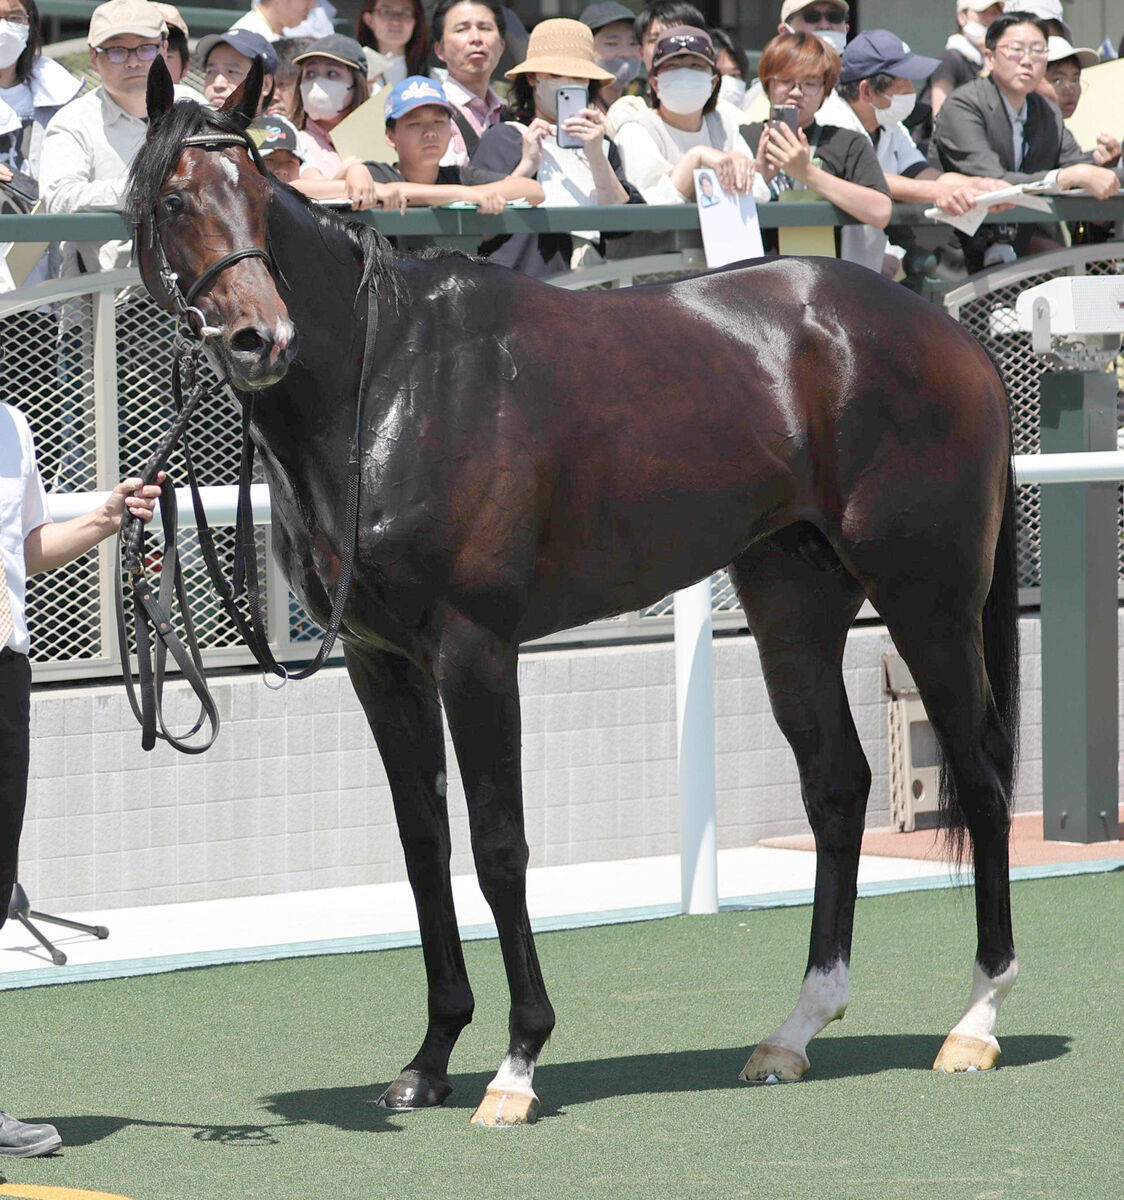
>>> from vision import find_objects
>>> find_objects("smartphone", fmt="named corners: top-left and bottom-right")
top-left (555, 85), bottom-right (589, 149)
top-left (769, 104), bottom-right (799, 134)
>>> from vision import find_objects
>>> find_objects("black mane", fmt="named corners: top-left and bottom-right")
top-left (127, 98), bottom-right (402, 301)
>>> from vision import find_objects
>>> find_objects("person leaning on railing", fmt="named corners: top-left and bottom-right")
top-left (742, 31), bottom-right (892, 253)
top-left (0, 0), bottom-right (82, 290)
top-left (469, 18), bottom-right (640, 278)
top-left (932, 11), bottom-right (1120, 273)
top-left (38, 0), bottom-right (204, 281)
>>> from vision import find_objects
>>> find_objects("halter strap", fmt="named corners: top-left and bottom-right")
top-left (184, 246), bottom-right (273, 306)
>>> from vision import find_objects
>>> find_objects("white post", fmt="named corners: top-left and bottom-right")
top-left (674, 578), bottom-right (718, 914)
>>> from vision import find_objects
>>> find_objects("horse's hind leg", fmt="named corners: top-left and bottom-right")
top-left (436, 612), bottom-right (554, 1127)
top-left (728, 537), bottom-right (869, 1083)
top-left (344, 645), bottom-right (475, 1110)
top-left (869, 591), bottom-right (1017, 1073)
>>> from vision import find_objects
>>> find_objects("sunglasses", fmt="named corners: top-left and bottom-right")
top-left (656, 33), bottom-right (714, 62)
top-left (799, 8), bottom-right (847, 23)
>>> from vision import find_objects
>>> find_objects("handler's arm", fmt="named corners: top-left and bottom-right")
top-left (24, 477), bottom-right (162, 575)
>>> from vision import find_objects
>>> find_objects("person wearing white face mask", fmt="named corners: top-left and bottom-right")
top-left (0, 0), bottom-right (81, 191)
top-left (822, 29), bottom-right (1008, 276)
top-left (613, 26), bottom-right (757, 206)
top-left (920, 2), bottom-right (1004, 135)
top-left (290, 34), bottom-right (370, 180)
top-left (469, 18), bottom-right (640, 278)
top-left (777, 0), bottom-right (850, 56)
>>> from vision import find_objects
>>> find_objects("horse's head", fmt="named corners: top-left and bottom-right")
top-left (130, 57), bottom-right (296, 390)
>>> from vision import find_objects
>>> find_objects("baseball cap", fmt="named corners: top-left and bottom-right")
top-left (385, 75), bottom-right (457, 122)
top-left (154, 3), bottom-right (187, 36)
top-left (839, 30), bottom-right (941, 84)
top-left (1045, 35), bottom-right (1098, 67)
top-left (292, 34), bottom-right (367, 74)
top-left (248, 114), bottom-right (303, 159)
top-left (1003, 1), bottom-right (1072, 40)
top-left (88, 0), bottom-right (167, 47)
top-left (579, 2), bottom-right (635, 33)
top-left (652, 26), bottom-right (716, 72)
top-left (195, 29), bottom-right (280, 75)
top-left (780, 0), bottom-right (850, 23)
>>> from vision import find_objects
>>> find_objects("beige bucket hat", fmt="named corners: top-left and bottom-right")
top-left (505, 18), bottom-right (614, 83)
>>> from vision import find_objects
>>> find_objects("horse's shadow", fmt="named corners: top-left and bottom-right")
top-left (258, 1032), bottom-right (1072, 1132)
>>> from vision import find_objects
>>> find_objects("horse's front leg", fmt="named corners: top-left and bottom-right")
top-left (436, 613), bottom-right (555, 1127)
top-left (344, 645), bottom-right (475, 1110)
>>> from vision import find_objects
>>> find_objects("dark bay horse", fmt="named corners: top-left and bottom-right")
top-left (129, 59), bottom-right (1020, 1125)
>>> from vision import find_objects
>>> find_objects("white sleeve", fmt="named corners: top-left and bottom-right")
top-left (613, 121), bottom-right (688, 206)
top-left (20, 417), bottom-right (50, 537)
top-left (39, 114), bottom-right (128, 213)
top-left (889, 123), bottom-right (926, 174)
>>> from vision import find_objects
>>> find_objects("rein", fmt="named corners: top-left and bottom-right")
top-left (118, 129), bottom-right (373, 754)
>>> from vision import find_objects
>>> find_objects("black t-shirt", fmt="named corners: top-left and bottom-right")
top-left (469, 121), bottom-right (643, 279)
top-left (364, 161), bottom-right (471, 186)
top-left (741, 121), bottom-right (890, 255)
top-left (909, 47), bottom-right (981, 158)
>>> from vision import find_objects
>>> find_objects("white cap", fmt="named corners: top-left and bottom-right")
top-left (1002, 1), bottom-right (1072, 38)
top-left (1045, 35), bottom-right (1098, 67)
top-left (88, 0), bottom-right (167, 47)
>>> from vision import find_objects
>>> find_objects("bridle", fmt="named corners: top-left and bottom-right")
top-left (120, 126), bottom-right (373, 754)
top-left (135, 131), bottom-right (274, 341)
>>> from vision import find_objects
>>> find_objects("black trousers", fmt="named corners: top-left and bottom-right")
top-left (0, 648), bottom-right (31, 933)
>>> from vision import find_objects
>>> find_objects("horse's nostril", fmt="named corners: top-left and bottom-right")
top-left (230, 327), bottom-right (268, 355)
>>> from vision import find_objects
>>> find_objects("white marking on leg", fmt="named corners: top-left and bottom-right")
top-left (948, 959), bottom-right (1018, 1054)
top-left (763, 960), bottom-right (850, 1058)
top-left (486, 1053), bottom-right (537, 1100)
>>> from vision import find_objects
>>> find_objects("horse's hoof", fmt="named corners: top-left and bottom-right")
top-left (377, 1068), bottom-right (453, 1110)
top-left (469, 1088), bottom-right (540, 1127)
top-left (739, 1043), bottom-right (810, 1084)
top-left (933, 1033), bottom-right (1000, 1074)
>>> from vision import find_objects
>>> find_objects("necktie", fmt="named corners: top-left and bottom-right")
top-left (0, 558), bottom-right (12, 650)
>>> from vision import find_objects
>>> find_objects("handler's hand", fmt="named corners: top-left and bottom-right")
top-left (108, 472), bottom-right (165, 531)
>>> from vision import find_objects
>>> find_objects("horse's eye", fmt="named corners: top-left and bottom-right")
top-left (162, 194), bottom-right (186, 216)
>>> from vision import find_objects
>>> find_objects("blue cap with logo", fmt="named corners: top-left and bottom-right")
top-left (838, 29), bottom-right (941, 84)
top-left (385, 75), bottom-right (458, 123)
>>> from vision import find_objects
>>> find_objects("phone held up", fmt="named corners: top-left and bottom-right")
top-left (769, 103), bottom-right (799, 134)
top-left (555, 85), bottom-right (589, 149)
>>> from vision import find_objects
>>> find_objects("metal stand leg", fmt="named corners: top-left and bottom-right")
top-left (1039, 371), bottom-right (1120, 844)
top-left (6, 881), bottom-right (109, 967)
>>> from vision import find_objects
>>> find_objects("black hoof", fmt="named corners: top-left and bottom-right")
top-left (378, 1068), bottom-right (453, 1110)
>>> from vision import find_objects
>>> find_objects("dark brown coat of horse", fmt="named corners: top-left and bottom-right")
top-left (128, 60), bottom-right (1020, 1125)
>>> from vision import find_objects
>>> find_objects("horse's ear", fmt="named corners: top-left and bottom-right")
top-left (146, 53), bottom-right (175, 121)
top-left (221, 55), bottom-right (264, 126)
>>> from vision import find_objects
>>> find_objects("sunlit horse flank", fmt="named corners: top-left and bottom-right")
top-left (129, 56), bottom-right (1021, 1124)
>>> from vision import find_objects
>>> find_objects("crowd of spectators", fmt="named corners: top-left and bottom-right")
top-left (0, 0), bottom-right (1120, 293)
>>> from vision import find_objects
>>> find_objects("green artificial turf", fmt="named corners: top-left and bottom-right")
top-left (0, 872), bottom-right (1120, 1200)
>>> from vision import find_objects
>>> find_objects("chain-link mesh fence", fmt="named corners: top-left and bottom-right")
top-left (6, 241), bottom-right (1122, 677)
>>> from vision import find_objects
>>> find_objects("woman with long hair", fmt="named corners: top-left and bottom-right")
top-left (355, 0), bottom-right (428, 90)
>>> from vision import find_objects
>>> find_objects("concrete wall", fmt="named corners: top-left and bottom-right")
top-left (17, 616), bottom-right (1052, 915)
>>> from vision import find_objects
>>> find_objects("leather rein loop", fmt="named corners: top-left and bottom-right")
top-left (117, 127), bottom-right (371, 753)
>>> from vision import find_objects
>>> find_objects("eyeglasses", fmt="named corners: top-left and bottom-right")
top-left (95, 43), bottom-right (163, 64)
top-left (799, 7), bottom-right (847, 23)
top-left (373, 5), bottom-right (413, 20)
top-left (0, 11), bottom-right (30, 25)
top-left (1045, 74), bottom-right (1087, 93)
top-left (772, 77), bottom-right (825, 94)
top-left (994, 42), bottom-right (1049, 62)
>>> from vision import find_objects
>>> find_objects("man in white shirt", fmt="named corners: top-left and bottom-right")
top-left (824, 29), bottom-right (1007, 274)
top-left (39, 0), bottom-right (203, 279)
top-left (230, 0), bottom-right (316, 42)
top-left (0, 402), bottom-right (160, 1157)
top-left (432, 0), bottom-right (506, 166)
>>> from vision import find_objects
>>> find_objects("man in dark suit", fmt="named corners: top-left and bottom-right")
top-left (932, 10), bottom-right (1118, 271)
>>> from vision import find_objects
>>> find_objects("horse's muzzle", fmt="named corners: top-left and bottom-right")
top-left (223, 319), bottom-right (298, 389)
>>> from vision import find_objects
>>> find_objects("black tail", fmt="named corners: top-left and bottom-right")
top-left (938, 456), bottom-right (1021, 862)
